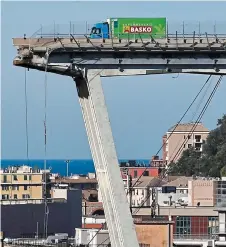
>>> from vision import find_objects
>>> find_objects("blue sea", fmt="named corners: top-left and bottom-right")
top-left (0, 159), bottom-right (150, 176)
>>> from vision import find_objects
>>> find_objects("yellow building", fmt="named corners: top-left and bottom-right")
top-left (0, 165), bottom-right (51, 201)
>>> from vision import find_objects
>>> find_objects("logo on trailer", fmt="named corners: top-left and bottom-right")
top-left (123, 25), bottom-right (130, 33)
top-left (129, 26), bottom-right (153, 33)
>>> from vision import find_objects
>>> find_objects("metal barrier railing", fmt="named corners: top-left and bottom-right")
top-left (28, 20), bottom-right (226, 39)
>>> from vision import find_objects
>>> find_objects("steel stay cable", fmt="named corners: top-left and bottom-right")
top-left (131, 74), bottom-right (212, 190)
top-left (172, 75), bottom-right (222, 162)
top-left (43, 49), bottom-right (53, 239)
top-left (42, 47), bottom-right (60, 238)
top-left (134, 75), bottom-right (223, 216)
top-left (24, 69), bottom-right (32, 198)
top-left (154, 75), bottom-right (212, 157)
top-left (168, 76), bottom-right (213, 163)
top-left (95, 75), bottom-right (214, 247)
top-left (24, 69), bottom-right (30, 165)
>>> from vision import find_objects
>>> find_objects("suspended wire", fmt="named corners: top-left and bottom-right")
top-left (24, 69), bottom-right (30, 163)
top-left (172, 75), bottom-right (223, 162)
top-left (133, 75), bottom-right (223, 217)
top-left (43, 50), bottom-right (50, 239)
top-left (167, 75), bottom-right (213, 163)
top-left (95, 75), bottom-right (215, 247)
top-left (24, 68), bottom-right (32, 197)
top-left (89, 74), bottom-right (214, 245)
top-left (132, 74), bottom-right (212, 189)
top-left (191, 77), bottom-right (213, 120)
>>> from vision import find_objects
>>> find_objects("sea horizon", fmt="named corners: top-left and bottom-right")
top-left (0, 159), bottom-right (150, 176)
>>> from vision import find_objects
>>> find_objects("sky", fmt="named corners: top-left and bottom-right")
top-left (1, 1), bottom-right (226, 160)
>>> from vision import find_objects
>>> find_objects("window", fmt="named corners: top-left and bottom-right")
top-left (12, 185), bottom-right (19, 191)
top-left (176, 216), bottom-right (191, 236)
top-left (91, 183), bottom-right (95, 189)
top-left (24, 185), bottom-right (28, 190)
top-left (3, 175), bottom-right (7, 183)
top-left (91, 27), bottom-right (101, 35)
top-left (195, 135), bottom-right (201, 142)
top-left (134, 170), bottom-right (138, 178)
top-left (114, 21), bottom-right (118, 28)
top-left (2, 194), bottom-right (9, 200)
top-left (188, 144), bottom-right (192, 148)
top-left (183, 144), bottom-right (186, 148)
top-left (143, 171), bottom-right (149, 176)
top-left (2, 185), bottom-right (9, 191)
top-left (208, 217), bottom-right (219, 235)
top-left (29, 175), bottom-right (32, 181)
top-left (13, 175), bottom-right (18, 181)
top-left (14, 194), bottom-right (18, 199)
top-left (22, 194), bottom-right (30, 199)
top-left (24, 175), bottom-right (27, 180)
top-left (188, 135), bottom-right (191, 139)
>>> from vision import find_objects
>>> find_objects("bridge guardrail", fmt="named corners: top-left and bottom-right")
top-left (29, 20), bottom-right (226, 39)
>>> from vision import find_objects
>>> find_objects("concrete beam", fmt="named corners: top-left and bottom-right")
top-left (74, 69), bottom-right (139, 247)
top-left (12, 37), bottom-right (226, 50)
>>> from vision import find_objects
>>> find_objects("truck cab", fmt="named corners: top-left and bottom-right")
top-left (90, 22), bottom-right (109, 39)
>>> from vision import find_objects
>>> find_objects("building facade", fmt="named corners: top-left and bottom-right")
top-left (188, 178), bottom-right (217, 207)
top-left (120, 167), bottom-right (161, 179)
top-left (0, 166), bottom-right (51, 200)
top-left (162, 123), bottom-right (209, 163)
top-left (135, 206), bottom-right (219, 241)
top-left (1, 189), bottom-right (82, 238)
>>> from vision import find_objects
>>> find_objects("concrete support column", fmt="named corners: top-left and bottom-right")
top-left (74, 69), bottom-right (139, 247)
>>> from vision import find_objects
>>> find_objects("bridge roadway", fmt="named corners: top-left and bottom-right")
top-left (13, 36), bottom-right (226, 73)
top-left (13, 35), bottom-right (226, 247)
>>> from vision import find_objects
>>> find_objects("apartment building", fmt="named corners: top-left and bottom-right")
top-left (0, 165), bottom-right (51, 200)
top-left (162, 123), bottom-right (209, 163)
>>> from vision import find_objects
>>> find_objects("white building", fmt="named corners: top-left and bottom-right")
top-left (157, 176), bottom-right (190, 206)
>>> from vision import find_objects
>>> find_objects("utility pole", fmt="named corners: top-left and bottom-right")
top-left (65, 160), bottom-right (70, 177)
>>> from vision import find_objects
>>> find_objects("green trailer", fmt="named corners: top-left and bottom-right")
top-left (108, 17), bottom-right (166, 39)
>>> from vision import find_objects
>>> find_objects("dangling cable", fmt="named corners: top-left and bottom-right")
top-left (168, 75), bottom-right (213, 163)
top-left (43, 50), bottom-right (50, 239)
top-left (172, 75), bottom-right (223, 162)
top-left (24, 69), bottom-right (30, 164)
top-left (24, 68), bottom-right (32, 197)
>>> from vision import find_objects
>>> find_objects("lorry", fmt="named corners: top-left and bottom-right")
top-left (90, 17), bottom-right (166, 39)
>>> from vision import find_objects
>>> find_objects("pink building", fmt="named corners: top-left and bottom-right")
top-left (188, 178), bottom-right (217, 207)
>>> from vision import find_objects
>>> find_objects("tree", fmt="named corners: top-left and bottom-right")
top-left (220, 165), bottom-right (226, 177)
top-left (168, 114), bottom-right (226, 177)
top-left (167, 147), bottom-right (201, 176)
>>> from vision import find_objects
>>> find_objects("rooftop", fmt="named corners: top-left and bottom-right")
top-left (163, 176), bottom-right (191, 187)
top-left (52, 177), bottom-right (98, 184)
top-left (0, 165), bottom-right (50, 174)
top-left (167, 123), bottom-right (209, 133)
top-left (131, 177), bottom-right (167, 188)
